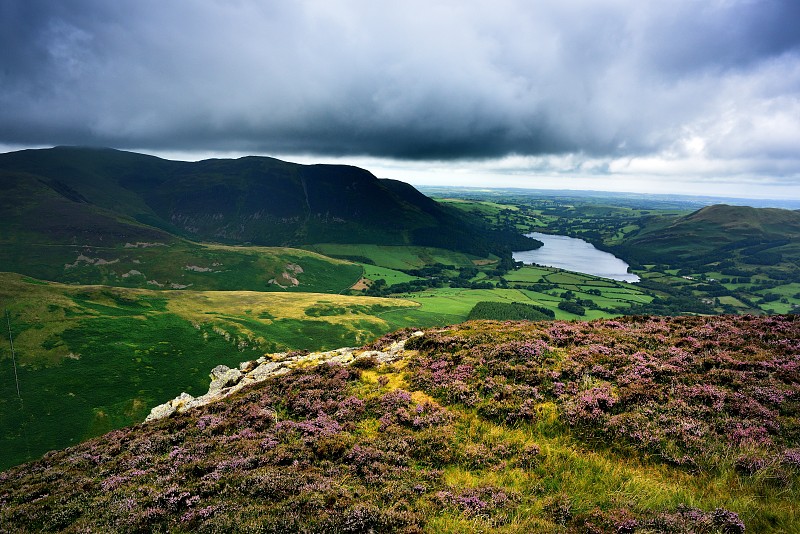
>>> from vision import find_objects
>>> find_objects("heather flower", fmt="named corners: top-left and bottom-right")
top-left (515, 443), bottom-right (542, 469)
top-left (543, 493), bottom-right (573, 526)
top-left (436, 486), bottom-right (515, 518)
top-left (780, 448), bottom-right (800, 469)
top-left (565, 385), bottom-right (616, 426)
top-left (491, 339), bottom-right (551, 363)
top-left (711, 508), bottom-right (746, 534)
top-left (100, 475), bottom-right (128, 492)
top-left (196, 414), bottom-right (224, 431)
top-left (334, 396), bottom-right (366, 422)
top-left (379, 390), bottom-right (413, 411)
top-left (180, 504), bottom-right (218, 524)
top-left (727, 423), bottom-right (773, 447)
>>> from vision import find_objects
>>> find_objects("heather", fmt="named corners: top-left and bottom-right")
top-left (1, 315), bottom-right (799, 532)
top-left (411, 315), bottom-right (800, 471)
top-left (406, 314), bottom-right (800, 530)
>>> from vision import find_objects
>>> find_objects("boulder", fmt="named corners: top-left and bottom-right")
top-left (208, 365), bottom-right (243, 393)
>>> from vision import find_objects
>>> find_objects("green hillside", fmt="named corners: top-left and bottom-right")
top-left (0, 147), bottom-right (537, 261)
top-left (619, 204), bottom-right (800, 266)
top-left (0, 272), bottom-right (425, 470)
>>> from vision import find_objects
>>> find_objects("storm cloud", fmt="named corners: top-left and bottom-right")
top-left (1, 0), bottom-right (799, 194)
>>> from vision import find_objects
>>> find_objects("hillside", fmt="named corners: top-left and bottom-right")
top-left (0, 147), bottom-right (538, 267)
top-left (1, 315), bottom-right (798, 532)
top-left (618, 204), bottom-right (800, 267)
top-left (0, 272), bottom-right (445, 471)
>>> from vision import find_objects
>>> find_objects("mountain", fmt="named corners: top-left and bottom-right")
top-left (617, 204), bottom-right (800, 268)
top-left (1, 314), bottom-right (798, 532)
top-left (0, 146), bottom-right (537, 257)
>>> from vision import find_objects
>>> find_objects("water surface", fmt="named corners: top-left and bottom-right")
top-left (513, 232), bottom-right (640, 282)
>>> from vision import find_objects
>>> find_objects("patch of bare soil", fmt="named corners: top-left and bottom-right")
top-left (350, 277), bottom-right (371, 290)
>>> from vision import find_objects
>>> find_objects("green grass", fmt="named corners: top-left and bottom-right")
top-left (309, 243), bottom-right (479, 270)
top-left (504, 266), bottom-right (551, 283)
top-left (368, 288), bottom-right (545, 331)
top-left (406, 288), bottom-right (531, 316)
top-left (757, 282), bottom-right (800, 300)
top-left (504, 266), bottom-right (652, 315)
top-left (360, 264), bottom-right (422, 285)
top-left (0, 240), bottom-right (363, 293)
top-left (437, 198), bottom-right (520, 217)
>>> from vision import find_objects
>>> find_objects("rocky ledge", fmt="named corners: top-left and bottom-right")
top-left (145, 331), bottom-right (423, 422)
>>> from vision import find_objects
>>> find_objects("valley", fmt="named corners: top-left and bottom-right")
top-left (3, 3), bottom-right (799, 531)
top-left (1, 148), bottom-right (799, 532)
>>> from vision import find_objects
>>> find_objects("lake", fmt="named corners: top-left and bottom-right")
top-left (513, 232), bottom-right (640, 283)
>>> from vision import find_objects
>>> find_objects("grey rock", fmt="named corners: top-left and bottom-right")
top-left (208, 365), bottom-right (243, 392)
top-left (249, 361), bottom-right (283, 380)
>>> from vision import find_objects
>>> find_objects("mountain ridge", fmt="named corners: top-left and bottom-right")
top-left (0, 146), bottom-right (537, 257)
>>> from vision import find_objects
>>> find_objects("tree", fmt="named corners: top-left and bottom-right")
top-left (558, 300), bottom-right (586, 316)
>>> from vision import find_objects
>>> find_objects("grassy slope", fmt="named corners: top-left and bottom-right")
top-left (0, 147), bottom-right (532, 259)
top-left (309, 243), bottom-right (480, 270)
top-left (0, 167), bottom-right (363, 291)
top-left (620, 205), bottom-right (800, 314)
top-left (3, 241), bottom-right (363, 293)
top-left (0, 315), bottom-right (797, 532)
top-left (625, 204), bottom-right (800, 261)
top-left (0, 273), bottom-right (421, 470)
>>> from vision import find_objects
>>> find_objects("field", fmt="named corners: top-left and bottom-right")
top-left (359, 264), bottom-right (422, 286)
top-left (308, 243), bottom-right (482, 270)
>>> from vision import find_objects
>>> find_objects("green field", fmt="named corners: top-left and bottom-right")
top-left (309, 243), bottom-right (482, 270)
top-left (360, 264), bottom-right (422, 285)
top-left (503, 265), bottom-right (551, 283)
top-left (504, 266), bottom-right (652, 316)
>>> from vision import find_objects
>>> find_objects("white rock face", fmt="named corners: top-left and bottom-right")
top-left (144, 331), bottom-right (423, 422)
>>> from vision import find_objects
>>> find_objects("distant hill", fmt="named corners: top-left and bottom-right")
top-left (0, 147), bottom-right (536, 257)
top-left (617, 204), bottom-right (800, 268)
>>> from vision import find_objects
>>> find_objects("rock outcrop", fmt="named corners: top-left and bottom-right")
top-left (145, 331), bottom-right (422, 422)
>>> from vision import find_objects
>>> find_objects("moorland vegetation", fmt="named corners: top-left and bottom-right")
top-left (1, 315), bottom-right (798, 532)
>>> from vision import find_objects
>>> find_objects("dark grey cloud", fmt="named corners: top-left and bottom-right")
top-left (1, 0), bottom-right (799, 166)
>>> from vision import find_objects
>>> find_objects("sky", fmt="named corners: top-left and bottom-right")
top-left (1, 0), bottom-right (799, 199)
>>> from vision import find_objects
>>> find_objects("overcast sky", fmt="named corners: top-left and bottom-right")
top-left (2, 0), bottom-right (799, 199)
